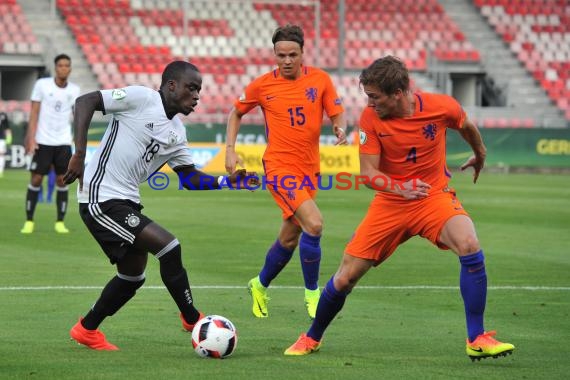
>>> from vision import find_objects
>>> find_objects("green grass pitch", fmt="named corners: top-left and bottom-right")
top-left (0, 169), bottom-right (569, 380)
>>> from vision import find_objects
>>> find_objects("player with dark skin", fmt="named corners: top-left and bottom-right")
top-left (21, 54), bottom-right (80, 234)
top-left (26, 56), bottom-right (73, 190)
top-left (64, 62), bottom-right (258, 350)
top-left (64, 66), bottom-right (250, 279)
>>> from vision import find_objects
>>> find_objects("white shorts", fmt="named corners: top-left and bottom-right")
top-left (0, 139), bottom-right (6, 154)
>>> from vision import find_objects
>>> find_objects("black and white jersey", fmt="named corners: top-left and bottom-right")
top-left (78, 86), bottom-right (194, 204)
top-left (31, 77), bottom-right (80, 146)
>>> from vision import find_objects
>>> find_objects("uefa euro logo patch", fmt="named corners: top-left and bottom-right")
top-left (305, 87), bottom-right (317, 103)
top-left (111, 89), bottom-right (127, 100)
top-left (423, 123), bottom-right (437, 141)
top-left (359, 130), bottom-right (367, 145)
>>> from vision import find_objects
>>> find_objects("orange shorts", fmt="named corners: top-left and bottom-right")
top-left (265, 173), bottom-right (318, 220)
top-left (345, 189), bottom-right (469, 265)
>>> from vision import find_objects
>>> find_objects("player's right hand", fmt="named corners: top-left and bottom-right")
top-left (225, 148), bottom-right (244, 174)
top-left (396, 178), bottom-right (431, 200)
top-left (25, 138), bottom-right (37, 155)
top-left (63, 154), bottom-right (85, 191)
top-left (228, 168), bottom-right (259, 190)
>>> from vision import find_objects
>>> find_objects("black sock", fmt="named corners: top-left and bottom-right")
top-left (158, 242), bottom-right (200, 324)
top-left (56, 186), bottom-right (68, 221)
top-left (82, 274), bottom-right (145, 330)
top-left (25, 185), bottom-right (40, 221)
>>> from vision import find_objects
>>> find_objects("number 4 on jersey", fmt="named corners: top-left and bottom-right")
top-left (406, 147), bottom-right (417, 163)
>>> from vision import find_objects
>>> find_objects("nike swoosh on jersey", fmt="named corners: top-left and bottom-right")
top-left (378, 133), bottom-right (393, 137)
top-left (266, 95), bottom-right (276, 101)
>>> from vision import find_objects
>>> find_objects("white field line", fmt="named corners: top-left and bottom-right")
top-left (0, 285), bottom-right (569, 291)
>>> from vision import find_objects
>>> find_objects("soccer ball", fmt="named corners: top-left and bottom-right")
top-left (191, 315), bottom-right (238, 359)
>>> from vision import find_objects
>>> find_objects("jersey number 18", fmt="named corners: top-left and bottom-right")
top-left (143, 138), bottom-right (160, 162)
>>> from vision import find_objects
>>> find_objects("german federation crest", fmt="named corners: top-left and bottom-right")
top-left (125, 213), bottom-right (140, 227)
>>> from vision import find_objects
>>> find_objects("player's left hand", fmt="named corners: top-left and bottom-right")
top-left (460, 154), bottom-right (485, 183)
top-left (228, 168), bottom-right (260, 190)
top-left (225, 148), bottom-right (244, 174)
top-left (63, 153), bottom-right (85, 191)
top-left (334, 126), bottom-right (348, 146)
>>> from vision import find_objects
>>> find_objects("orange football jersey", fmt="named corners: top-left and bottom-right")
top-left (234, 66), bottom-right (344, 176)
top-left (359, 92), bottom-right (466, 199)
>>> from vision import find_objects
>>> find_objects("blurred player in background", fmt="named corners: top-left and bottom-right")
top-left (21, 54), bottom-right (80, 234)
top-left (285, 56), bottom-right (515, 361)
top-left (0, 111), bottom-right (12, 178)
top-left (63, 61), bottom-right (257, 351)
top-left (225, 24), bottom-right (347, 320)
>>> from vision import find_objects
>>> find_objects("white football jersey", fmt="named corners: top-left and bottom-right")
top-left (78, 86), bottom-right (195, 204)
top-left (31, 77), bottom-right (80, 145)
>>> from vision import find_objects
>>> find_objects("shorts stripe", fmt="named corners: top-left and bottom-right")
top-left (88, 203), bottom-right (135, 243)
top-left (89, 119), bottom-right (119, 203)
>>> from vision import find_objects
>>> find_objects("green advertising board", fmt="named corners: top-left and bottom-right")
top-left (89, 122), bottom-right (570, 167)
top-left (446, 128), bottom-right (570, 167)
top-left (7, 121), bottom-right (569, 169)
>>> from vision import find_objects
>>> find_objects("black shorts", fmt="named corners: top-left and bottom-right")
top-left (30, 144), bottom-right (72, 175)
top-left (79, 200), bottom-right (153, 264)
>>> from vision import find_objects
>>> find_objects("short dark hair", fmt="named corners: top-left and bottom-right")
top-left (160, 61), bottom-right (200, 87)
top-left (272, 24), bottom-right (304, 50)
top-left (359, 56), bottom-right (410, 95)
top-left (54, 54), bottom-right (71, 65)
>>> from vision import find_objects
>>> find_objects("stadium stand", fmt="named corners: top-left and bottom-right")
top-left (474, 0), bottom-right (570, 121)
top-left (0, 0), bottom-right (43, 118)
top-left (1, 0), bottom-right (568, 127)
top-left (258, 0), bottom-right (481, 71)
top-left (50, 0), bottom-right (485, 124)
top-left (0, 0), bottom-right (42, 55)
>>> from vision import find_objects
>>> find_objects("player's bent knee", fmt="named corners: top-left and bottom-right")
top-left (156, 240), bottom-right (185, 280)
top-left (304, 219), bottom-right (323, 236)
top-left (117, 272), bottom-right (146, 290)
top-left (155, 239), bottom-right (181, 261)
top-left (457, 235), bottom-right (480, 256)
top-left (281, 239), bottom-right (298, 251)
top-left (333, 273), bottom-right (358, 293)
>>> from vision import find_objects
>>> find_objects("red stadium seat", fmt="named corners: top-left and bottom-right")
top-left (476, 0), bottom-right (569, 119)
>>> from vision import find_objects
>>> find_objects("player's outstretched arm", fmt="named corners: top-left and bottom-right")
top-left (175, 166), bottom-right (259, 191)
top-left (458, 118), bottom-right (487, 184)
top-left (225, 107), bottom-right (245, 173)
top-left (63, 91), bottom-right (104, 190)
top-left (331, 112), bottom-right (348, 145)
